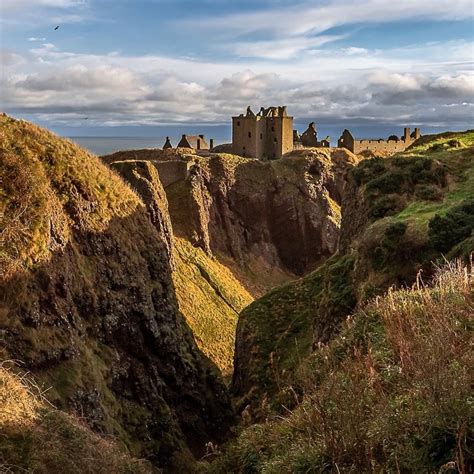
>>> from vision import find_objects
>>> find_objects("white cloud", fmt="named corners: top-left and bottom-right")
top-left (228, 35), bottom-right (346, 59)
top-left (28, 37), bottom-right (47, 41)
top-left (2, 39), bottom-right (473, 128)
top-left (188, 0), bottom-right (474, 38)
top-left (2, 0), bottom-right (86, 12)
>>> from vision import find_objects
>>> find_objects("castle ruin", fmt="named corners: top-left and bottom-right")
top-left (232, 106), bottom-right (294, 159)
top-left (338, 127), bottom-right (421, 154)
top-left (295, 122), bottom-right (331, 149)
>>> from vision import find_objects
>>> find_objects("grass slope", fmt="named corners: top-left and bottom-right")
top-left (173, 238), bottom-right (253, 375)
top-left (231, 130), bottom-right (474, 420)
top-left (209, 261), bottom-right (473, 473)
top-left (0, 113), bottom-right (140, 279)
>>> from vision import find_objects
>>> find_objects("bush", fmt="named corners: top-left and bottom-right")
top-left (369, 195), bottom-right (402, 219)
top-left (351, 158), bottom-right (386, 186)
top-left (365, 171), bottom-right (405, 196)
top-left (415, 184), bottom-right (441, 201)
top-left (428, 199), bottom-right (474, 253)
top-left (371, 222), bottom-right (407, 270)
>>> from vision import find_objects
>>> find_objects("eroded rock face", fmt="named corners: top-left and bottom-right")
top-left (0, 116), bottom-right (234, 471)
top-left (165, 148), bottom-right (359, 277)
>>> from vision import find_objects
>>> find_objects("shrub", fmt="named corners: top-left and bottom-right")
top-left (371, 222), bottom-right (408, 270)
top-left (428, 199), bottom-right (474, 253)
top-left (351, 158), bottom-right (386, 186)
top-left (415, 184), bottom-right (441, 201)
top-left (369, 195), bottom-right (402, 219)
top-left (365, 171), bottom-right (405, 196)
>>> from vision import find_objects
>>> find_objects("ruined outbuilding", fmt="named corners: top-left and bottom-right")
top-left (178, 134), bottom-right (210, 151)
top-left (163, 136), bottom-right (173, 149)
top-left (300, 122), bottom-right (331, 148)
top-left (232, 106), bottom-right (294, 159)
top-left (338, 127), bottom-right (421, 154)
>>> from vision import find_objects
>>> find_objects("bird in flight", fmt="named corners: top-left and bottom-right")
top-left (54, 25), bottom-right (60, 30)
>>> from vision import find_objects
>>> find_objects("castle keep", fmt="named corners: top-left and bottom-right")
top-left (338, 127), bottom-right (421, 154)
top-left (232, 106), bottom-right (294, 159)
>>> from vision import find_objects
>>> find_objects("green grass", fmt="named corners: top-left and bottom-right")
top-left (207, 261), bottom-right (473, 473)
top-left (233, 254), bottom-right (355, 417)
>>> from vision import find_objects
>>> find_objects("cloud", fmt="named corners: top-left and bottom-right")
top-left (228, 35), bottom-right (345, 59)
top-left (2, 38), bottom-right (473, 128)
top-left (2, 0), bottom-right (86, 12)
top-left (188, 0), bottom-right (474, 38)
top-left (28, 37), bottom-right (47, 42)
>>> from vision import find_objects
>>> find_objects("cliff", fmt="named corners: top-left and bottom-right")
top-left (109, 159), bottom-right (253, 375)
top-left (164, 148), bottom-right (359, 294)
top-left (103, 147), bottom-right (359, 374)
top-left (0, 114), bottom-right (233, 471)
top-left (231, 130), bottom-right (474, 420)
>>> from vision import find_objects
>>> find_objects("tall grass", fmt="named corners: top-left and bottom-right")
top-left (208, 260), bottom-right (473, 473)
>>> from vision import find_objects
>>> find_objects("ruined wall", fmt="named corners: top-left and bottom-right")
top-left (154, 160), bottom-right (190, 188)
top-left (339, 128), bottom-right (421, 155)
top-left (353, 138), bottom-right (412, 154)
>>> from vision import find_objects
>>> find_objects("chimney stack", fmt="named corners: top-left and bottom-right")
top-left (414, 128), bottom-right (421, 140)
top-left (403, 127), bottom-right (411, 141)
top-left (210, 138), bottom-right (214, 149)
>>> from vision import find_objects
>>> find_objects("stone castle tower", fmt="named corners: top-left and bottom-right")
top-left (232, 106), bottom-right (294, 159)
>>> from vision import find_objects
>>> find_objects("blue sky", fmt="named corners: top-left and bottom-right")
top-left (1, 0), bottom-right (473, 137)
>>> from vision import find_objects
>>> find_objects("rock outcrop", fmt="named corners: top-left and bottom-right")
top-left (109, 159), bottom-right (253, 375)
top-left (163, 148), bottom-right (359, 291)
top-left (0, 115), bottom-right (233, 471)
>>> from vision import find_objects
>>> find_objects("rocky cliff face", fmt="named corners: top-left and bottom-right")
top-left (163, 148), bottom-right (359, 293)
top-left (0, 115), bottom-right (233, 471)
top-left (109, 159), bottom-right (253, 375)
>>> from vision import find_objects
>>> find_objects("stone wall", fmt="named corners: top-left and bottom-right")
top-left (154, 160), bottom-right (190, 188)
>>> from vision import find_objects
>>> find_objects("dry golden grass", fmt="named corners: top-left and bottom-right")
top-left (0, 363), bottom-right (41, 432)
top-left (0, 363), bottom-right (155, 473)
top-left (0, 114), bottom-right (141, 280)
top-left (173, 238), bottom-right (253, 375)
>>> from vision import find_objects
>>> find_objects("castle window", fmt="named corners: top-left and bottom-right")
top-left (274, 138), bottom-right (277, 143)
top-left (271, 126), bottom-right (275, 132)
top-left (248, 132), bottom-right (252, 138)
top-left (260, 133), bottom-right (263, 140)
top-left (237, 121), bottom-right (240, 126)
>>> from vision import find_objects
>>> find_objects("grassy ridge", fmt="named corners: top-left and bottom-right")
top-left (229, 130), bottom-right (474, 426)
top-left (208, 261), bottom-right (473, 473)
top-left (0, 114), bottom-right (140, 279)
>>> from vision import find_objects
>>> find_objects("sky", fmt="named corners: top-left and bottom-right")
top-left (1, 0), bottom-right (473, 139)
